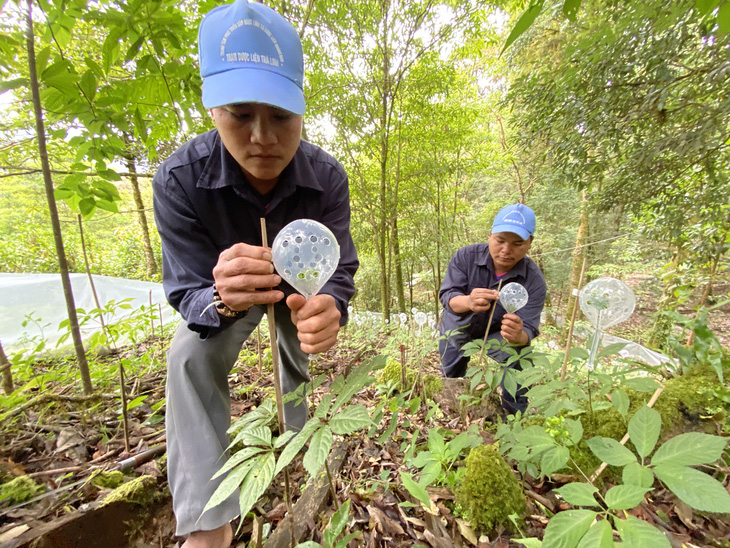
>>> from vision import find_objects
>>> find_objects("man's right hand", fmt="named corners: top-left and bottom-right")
top-left (212, 243), bottom-right (284, 313)
top-left (468, 288), bottom-right (499, 312)
top-left (449, 288), bottom-right (500, 313)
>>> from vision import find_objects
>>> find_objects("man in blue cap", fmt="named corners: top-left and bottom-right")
top-left (438, 203), bottom-right (546, 415)
top-left (152, 1), bottom-right (358, 545)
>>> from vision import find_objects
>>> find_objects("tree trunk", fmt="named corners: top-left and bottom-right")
top-left (377, 6), bottom-right (391, 324)
top-left (561, 190), bottom-right (590, 343)
top-left (123, 142), bottom-right (158, 278)
top-left (393, 218), bottom-right (406, 314)
top-left (0, 340), bottom-right (13, 395)
top-left (26, 0), bottom-right (93, 394)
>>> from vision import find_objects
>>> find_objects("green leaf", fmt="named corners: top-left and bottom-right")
top-left (517, 426), bottom-right (556, 456)
top-left (274, 418), bottom-right (319, 476)
top-left (611, 389), bottom-right (630, 418)
top-left (329, 405), bottom-right (371, 435)
top-left (598, 342), bottom-right (627, 358)
top-left (576, 519), bottom-right (613, 548)
top-left (653, 464), bottom-right (730, 513)
top-left (628, 406), bottom-right (661, 459)
top-left (604, 484), bottom-right (651, 510)
top-left (569, 347), bottom-right (590, 360)
top-left (541, 446), bottom-right (570, 477)
top-left (622, 462), bottom-right (655, 489)
top-left (0, 78), bottom-right (29, 94)
top-left (614, 515), bottom-right (671, 547)
top-left (274, 430), bottom-right (297, 449)
top-left (328, 498), bottom-right (351, 538)
top-left (501, 1), bottom-right (545, 55)
top-left (237, 452), bottom-right (276, 519)
top-left (564, 418), bottom-right (584, 446)
top-left (652, 432), bottom-right (728, 467)
top-left (201, 458), bottom-right (257, 516)
top-left (542, 509), bottom-right (597, 548)
top-left (78, 197), bottom-right (96, 217)
top-left (97, 168), bottom-right (121, 182)
top-left (556, 483), bottom-right (598, 507)
top-left (586, 437), bottom-right (636, 467)
top-left (237, 426), bottom-right (272, 448)
top-left (401, 472), bottom-right (436, 513)
top-left (695, 0), bottom-right (723, 16)
top-left (211, 446), bottom-right (266, 481)
top-left (303, 425), bottom-right (333, 477)
top-left (622, 377), bottom-right (660, 393)
top-left (562, 0), bottom-right (583, 22)
top-left (79, 69), bottom-right (97, 102)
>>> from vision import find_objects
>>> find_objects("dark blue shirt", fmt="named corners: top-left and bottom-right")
top-left (152, 129), bottom-right (359, 336)
top-left (439, 243), bottom-right (546, 345)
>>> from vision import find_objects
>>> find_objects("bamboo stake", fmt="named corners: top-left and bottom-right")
top-left (477, 278), bottom-right (504, 363)
top-left (260, 218), bottom-right (286, 433)
top-left (561, 255), bottom-right (588, 382)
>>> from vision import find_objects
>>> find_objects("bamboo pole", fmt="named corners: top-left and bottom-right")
top-left (561, 255), bottom-right (588, 381)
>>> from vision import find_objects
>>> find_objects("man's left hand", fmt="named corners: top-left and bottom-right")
top-left (501, 314), bottom-right (528, 346)
top-left (287, 294), bottom-right (341, 354)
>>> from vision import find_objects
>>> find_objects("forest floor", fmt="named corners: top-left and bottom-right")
top-left (1, 274), bottom-right (729, 547)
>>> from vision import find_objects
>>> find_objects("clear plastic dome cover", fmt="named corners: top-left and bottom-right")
top-left (579, 277), bottom-right (636, 329)
top-left (271, 219), bottom-right (340, 299)
top-left (499, 282), bottom-right (529, 314)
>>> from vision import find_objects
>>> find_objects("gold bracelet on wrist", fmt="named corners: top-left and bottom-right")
top-left (213, 285), bottom-right (245, 318)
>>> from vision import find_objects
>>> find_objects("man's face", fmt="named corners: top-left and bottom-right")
top-left (488, 231), bottom-right (532, 274)
top-left (211, 103), bottom-right (303, 194)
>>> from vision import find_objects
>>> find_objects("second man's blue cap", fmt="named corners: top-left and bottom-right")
top-left (198, 0), bottom-right (305, 114)
top-left (491, 203), bottom-right (536, 240)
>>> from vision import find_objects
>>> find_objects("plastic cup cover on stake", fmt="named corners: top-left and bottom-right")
top-left (578, 277), bottom-right (636, 369)
top-left (499, 282), bottom-right (529, 314)
top-left (271, 219), bottom-right (340, 299)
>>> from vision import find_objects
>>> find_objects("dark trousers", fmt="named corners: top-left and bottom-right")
top-left (439, 332), bottom-right (530, 414)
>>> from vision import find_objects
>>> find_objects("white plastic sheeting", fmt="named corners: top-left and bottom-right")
top-left (0, 273), bottom-right (178, 355)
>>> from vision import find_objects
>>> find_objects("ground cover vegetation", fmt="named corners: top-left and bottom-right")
top-left (0, 0), bottom-right (729, 546)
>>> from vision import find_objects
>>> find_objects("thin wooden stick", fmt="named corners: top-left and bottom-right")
top-left (260, 218), bottom-right (286, 434)
top-left (561, 255), bottom-right (588, 381)
top-left (477, 278), bottom-right (504, 363)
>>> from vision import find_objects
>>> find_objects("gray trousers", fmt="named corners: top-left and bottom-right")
top-left (165, 303), bottom-right (309, 536)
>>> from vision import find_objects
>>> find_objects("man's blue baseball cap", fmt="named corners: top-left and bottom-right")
top-left (491, 203), bottom-right (536, 240)
top-left (198, 0), bottom-right (305, 115)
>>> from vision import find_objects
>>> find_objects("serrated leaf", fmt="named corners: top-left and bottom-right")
top-left (274, 418), bottom-right (319, 476)
top-left (274, 430), bottom-right (297, 449)
top-left (628, 406), bottom-right (661, 459)
top-left (329, 405), bottom-right (371, 435)
top-left (622, 462), bottom-right (655, 488)
top-left (517, 426), bottom-right (556, 456)
top-left (236, 425), bottom-right (272, 448)
top-left (586, 436), bottom-right (636, 467)
top-left (303, 425), bottom-right (333, 477)
top-left (201, 458), bottom-right (257, 516)
top-left (211, 446), bottom-right (266, 480)
top-left (541, 446), bottom-right (570, 477)
top-left (652, 432), bottom-right (728, 467)
top-left (653, 464), bottom-right (730, 513)
top-left (97, 168), bottom-right (121, 181)
top-left (79, 69), bottom-right (97, 102)
top-left (576, 518), bottom-right (613, 548)
top-left (569, 347), bottom-right (590, 360)
top-left (78, 196), bottom-right (96, 216)
top-left (604, 484), bottom-right (651, 510)
top-left (542, 509), bottom-right (597, 548)
top-left (611, 389), bottom-right (630, 418)
top-left (237, 452), bottom-right (276, 519)
top-left (615, 515), bottom-right (671, 547)
top-left (564, 418), bottom-right (584, 445)
top-left (557, 483), bottom-right (598, 507)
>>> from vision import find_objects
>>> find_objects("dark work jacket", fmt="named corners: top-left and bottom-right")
top-left (152, 129), bottom-right (358, 337)
top-left (438, 243), bottom-right (546, 348)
